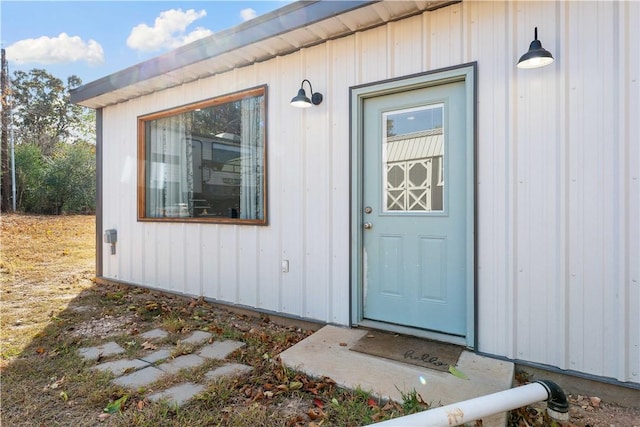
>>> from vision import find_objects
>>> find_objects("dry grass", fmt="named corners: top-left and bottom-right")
top-left (1, 214), bottom-right (96, 360)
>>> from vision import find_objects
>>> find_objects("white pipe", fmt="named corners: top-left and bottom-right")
top-left (368, 381), bottom-right (568, 426)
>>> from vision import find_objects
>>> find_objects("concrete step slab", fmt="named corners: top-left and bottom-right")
top-left (198, 340), bottom-right (245, 359)
top-left (280, 325), bottom-right (514, 427)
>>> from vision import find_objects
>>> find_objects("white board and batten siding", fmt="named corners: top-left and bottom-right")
top-left (100, 1), bottom-right (639, 384)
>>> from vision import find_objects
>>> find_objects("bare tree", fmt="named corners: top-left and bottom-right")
top-left (1, 49), bottom-right (11, 212)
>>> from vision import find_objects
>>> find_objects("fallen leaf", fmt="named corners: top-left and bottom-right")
top-left (367, 397), bottom-right (378, 408)
top-left (60, 391), bottom-right (68, 401)
top-left (313, 398), bottom-right (324, 408)
top-left (98, 413), bottom-right (110, 420)
top-left (382, 401), bottom-right (402, 411)
top-left (372, 412), bottom-right (386, 422)
top-left (307, 408), bottom-right (326, 420)
top-left (243, 386), bottom-right (253, 397)
top-left (289, 381), bottom-right (303, 390)
top-left (141, 341), bottom-right (157, 350)
top-left (137, 400), bottom-right (145, 410)
top-left (104, 395), bottom-right (128, 414)
top-left (49, 376), bottom-right (65, 389)
top-left (448, 365), bottom-right (469, 380)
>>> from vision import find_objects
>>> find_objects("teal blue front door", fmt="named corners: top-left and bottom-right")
top-left (362, 81), bottom-right (468, 336)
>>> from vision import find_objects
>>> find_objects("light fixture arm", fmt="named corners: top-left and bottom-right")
top-left (301, 79), bottom-right (314, 95)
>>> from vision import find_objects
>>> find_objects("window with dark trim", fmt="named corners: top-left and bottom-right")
top-left (137, 86), bottom-right (267, 224)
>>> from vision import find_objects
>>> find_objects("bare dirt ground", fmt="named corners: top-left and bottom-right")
top-left (1, 213), bottom-right (639, 426)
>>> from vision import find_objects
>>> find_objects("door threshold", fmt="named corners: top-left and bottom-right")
top-left (356, 319), bottom-right (469, 348)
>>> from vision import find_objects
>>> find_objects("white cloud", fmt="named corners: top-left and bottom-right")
top-left (240, 8), bottom-right (257, 22)
top-left (126, 8), bottom-right (213, 52)
top-left (180, 27), bottom-right (214, 47)
top-left (5, 33), bottom-right (104, 66)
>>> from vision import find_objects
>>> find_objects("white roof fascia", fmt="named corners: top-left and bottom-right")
top-left (71, 0), bottom-right (458, 108)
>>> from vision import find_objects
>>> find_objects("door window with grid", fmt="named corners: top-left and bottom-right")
top-left (383, 104), bottom-right (444, 213)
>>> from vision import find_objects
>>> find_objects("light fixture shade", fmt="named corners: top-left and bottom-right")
top-left (290, 88), bottom-right (312, 108)
top-left (517, 27), bottom-right (554, 69)
top-left (291, 79), bottom-right (323, 108)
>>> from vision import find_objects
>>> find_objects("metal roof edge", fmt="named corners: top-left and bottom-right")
top-left (70, 0), bottom-right (377, 105)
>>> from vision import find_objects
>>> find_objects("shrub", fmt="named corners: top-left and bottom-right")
top-left (14, 143), bottom-right (46, 212)
top-left (15, 142), bottom-right (96, 214)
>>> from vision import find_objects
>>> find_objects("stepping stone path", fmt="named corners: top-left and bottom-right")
top-left (78, 329), bottom-right (252, 407)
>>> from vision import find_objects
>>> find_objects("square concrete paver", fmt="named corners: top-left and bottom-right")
top-left (94, 358), bottom-right (150, 375)
top-left (78, 341), bottom-right (125, 361)
top-left (140, 328), bottom-right (169, 340)
top-left (112, 366), bottom-right (164, 389)
top-left (140, 348), bottom-right (172, 364)
top-left (159, 354), bottom-right (206, 375)
top-left (205, 363), bottom-right (253, 381)
top-left (147, 382), bottom-right (206, 407)
top-left (198, 340), bottom-right (245, 359)
top-left (181, 330), bottom-right (212, 345)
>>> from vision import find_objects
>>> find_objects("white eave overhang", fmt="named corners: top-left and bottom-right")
top-left (70, 0), bottom-right (459, 109)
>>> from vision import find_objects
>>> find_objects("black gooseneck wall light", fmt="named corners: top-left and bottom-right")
top-left (290, 79), bottom-right (323, 108)
top-left (517, 27), bottom-right (554, 69)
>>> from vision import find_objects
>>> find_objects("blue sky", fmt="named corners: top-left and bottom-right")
top-left (1, 1), bottom-right (288, 85)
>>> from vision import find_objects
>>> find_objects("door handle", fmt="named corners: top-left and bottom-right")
top-left (363, 222), bottom-right (373, 230)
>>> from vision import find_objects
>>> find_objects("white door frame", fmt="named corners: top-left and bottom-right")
top-left (349, 63), bottom-right (477, 348)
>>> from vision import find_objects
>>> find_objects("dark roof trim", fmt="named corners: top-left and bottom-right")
top-left (70, 0), bottom-right (376, 105)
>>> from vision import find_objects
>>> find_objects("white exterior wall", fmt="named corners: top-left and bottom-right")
top-left (100, 1), bottom-right (639, 384)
